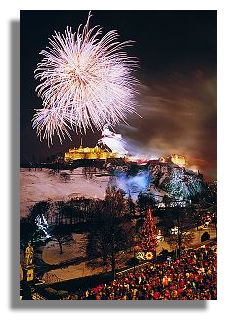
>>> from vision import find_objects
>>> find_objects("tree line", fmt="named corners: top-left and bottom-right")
top-left (20, 184), bottom-right (216, 279)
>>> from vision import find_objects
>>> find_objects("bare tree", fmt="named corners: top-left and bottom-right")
top-left (87, 214), bottom-right (133, 278)
top-left (86, 188), bottom-right (134, 278)
top-left (137, 192), bottom-right (156, 213)
top-left (28, 201), bottom-right (50, 224)
top-left (51, 225), bottom-right (73, 254)
top-left (158, 206), bottom-right (196, 257)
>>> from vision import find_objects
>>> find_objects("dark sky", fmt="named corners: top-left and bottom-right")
top-left (20, 10), bottom-right (217, 179)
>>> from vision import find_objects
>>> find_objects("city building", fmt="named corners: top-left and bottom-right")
top-left (64, 144), bottom-right (118, 162)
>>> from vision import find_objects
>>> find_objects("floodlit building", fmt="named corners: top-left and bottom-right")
top-left (64, 126), bottom-right (128, 162)
top-left (64, 144), bottom-right (118, 162)
top-left (170, 154), bottom-right (186, 167)
top-left (158, 154), bottom-right (186, 167)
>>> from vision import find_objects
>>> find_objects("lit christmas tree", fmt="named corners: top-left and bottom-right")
top-left (140, 207), bottom-right (158, 259)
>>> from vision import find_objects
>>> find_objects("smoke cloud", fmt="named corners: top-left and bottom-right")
top-left (118, 68), bottom-right (216, 179)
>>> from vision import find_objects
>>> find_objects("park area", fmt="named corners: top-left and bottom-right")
top-left (20, 166), bottom-right (217, 300)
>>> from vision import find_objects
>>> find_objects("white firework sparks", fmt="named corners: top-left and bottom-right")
top-left (32, 12), bottom-right (139, 144)
top-left (32, 106), bottom-right (72, 145)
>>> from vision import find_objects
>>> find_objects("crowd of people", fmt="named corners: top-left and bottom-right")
top-left (79, 246), bottom-right (216, 300)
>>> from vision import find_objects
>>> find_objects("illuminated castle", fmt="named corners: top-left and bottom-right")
top-left (64, 126), bottom-right (187, 167)
top-left (64, 126), bottom-right (128, 162)
top-left (159, 154), bottom-right (186, 167)
top-left (64, 139), bottom-right (119, 162)
top-left (170, 154), bottom-right (186, 166)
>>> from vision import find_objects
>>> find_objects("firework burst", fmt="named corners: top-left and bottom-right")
top-left (32, 106), bottom-right (73, 145)
top-left (32, 12), bottom-right (139, 145)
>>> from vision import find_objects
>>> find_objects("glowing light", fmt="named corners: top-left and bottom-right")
top-left (32, 12), bottom-right (139, 145)
top-left (35, 214), bottom-right (51, 239)
top-left (112, 169), bottom-right (151, 199)
top-left (171, 154), bottom-right (186, 167)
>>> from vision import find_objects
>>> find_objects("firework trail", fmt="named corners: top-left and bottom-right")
top-left (32, 12), bottom-right (139, 145)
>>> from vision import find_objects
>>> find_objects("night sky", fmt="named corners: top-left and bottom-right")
top-left (20, 10), bottom-right (217, 179)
